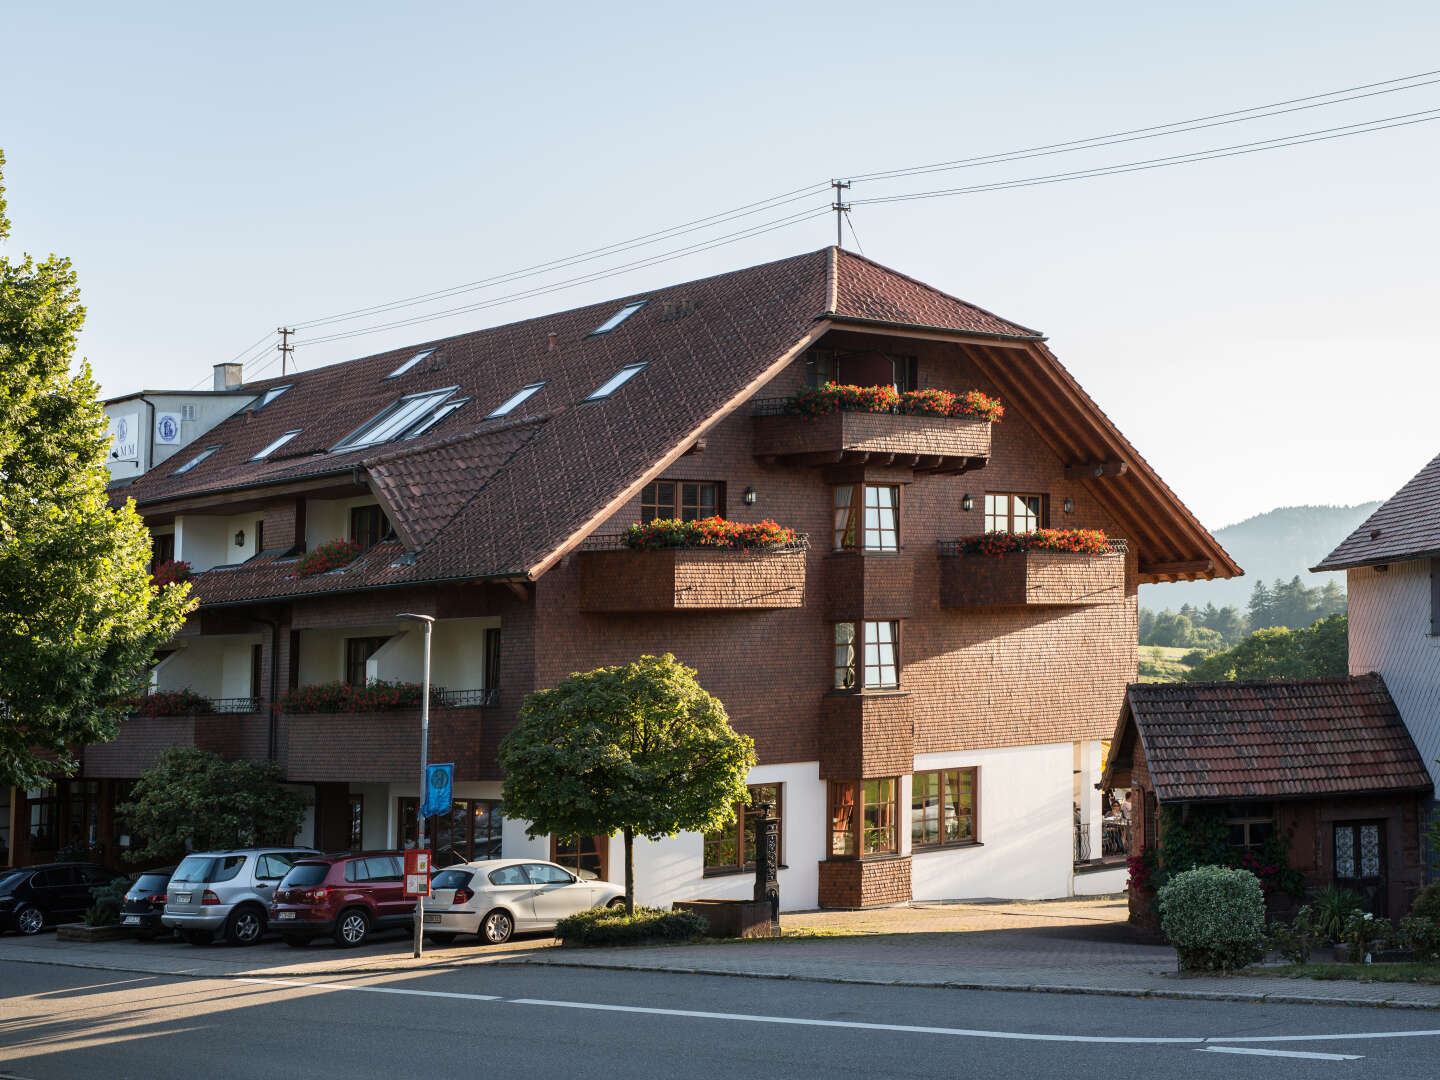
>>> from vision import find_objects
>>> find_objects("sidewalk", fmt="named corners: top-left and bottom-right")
top-left (5, 897), bottom-right (1439, 1010)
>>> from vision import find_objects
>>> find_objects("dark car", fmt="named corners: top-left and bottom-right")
top-left (0, 863), bottom-right (122, 935)
top-left (270, 852), bottom-right (415, 948)
top-left (120, 867), bottom-right (176, 940)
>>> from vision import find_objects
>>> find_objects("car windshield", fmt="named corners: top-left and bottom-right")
top-left (280, 864), bottom-right (329, 888)
top-left (431, 869), bottom-right (473, 889)
top-left (0, 871), bottom-right (26, 895)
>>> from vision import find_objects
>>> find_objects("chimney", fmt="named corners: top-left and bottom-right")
top-left (547, 332), bottom-right (558, 353)
top-left (213, 362), bottom-right (243, 391)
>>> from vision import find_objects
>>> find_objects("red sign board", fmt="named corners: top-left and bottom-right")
top-left (404, 849), bottom-right (431, 897)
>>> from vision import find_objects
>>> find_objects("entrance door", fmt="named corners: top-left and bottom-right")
top-left (1335, 820), bottom-right (1387, 916)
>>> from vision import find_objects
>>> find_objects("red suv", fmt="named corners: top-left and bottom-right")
top-left (270, 852), bottom-right (414, 948)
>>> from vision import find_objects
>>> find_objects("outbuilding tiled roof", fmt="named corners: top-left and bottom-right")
top-left (1112, 676), bottom-right (1432, 802)
top-left (1314, 450), bottom-right (1440, 570)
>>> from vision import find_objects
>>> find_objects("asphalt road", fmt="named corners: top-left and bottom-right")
top-left (3, 961), bottom-right (1439, 1080)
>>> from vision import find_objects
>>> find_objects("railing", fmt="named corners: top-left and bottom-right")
top-left (209, 696), bottom-right (262, 713)
top-left (435, 687), bottom-right (500, 708)
top-left (1073, 822), bottom-right (1091, 863)
top-left (938, 537), bottom-right (1129, 557)
top-left (579, 533), bottom-right (810, 554)
top-left (1102, 820), bottom-right (1131, 859)
top-left (127, 694), bottom-right (262, 716)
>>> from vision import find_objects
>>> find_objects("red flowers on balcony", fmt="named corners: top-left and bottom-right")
top-left (123, 689), bottom-right (214, 716)
top-left (622, 516), bottom-right (799, 551)
top-left (280, 680), bottom-right (442, 713)
top-left (295, 538), bottom-right (363, 577)
top-left (782, 382), bottom-right (1003, 422)
top-left (952, 529), bottom-right (1118, 557)
top-left (151, 560), bottom-right (193, 588)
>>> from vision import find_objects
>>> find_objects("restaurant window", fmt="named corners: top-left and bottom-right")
top-left (344, 636), bottom-right (388, 687)
top-left (26, 786), bottom-right (58, 852)
top-left (829, 779), bottom-right (898, 858)
top-left (1224, 803), bottom-right (1275, 851)
top-left (68, 781), bottom-right (100, 853)
top-left (151, 532), bottom-right (175, 566)
top-left (553, 835), bottom-right (607, 879)
top-left (640, 480), bottom-right (721, 522)
top-left (984, 493), bottom-right (1045, 533)
top-left (349, 504), bottom-right (391, 551)
top-left (833, 485), bottom-right (899, 551)
top-left (347, 794), bottom-right (364, 850)
top-left (911, 768), bottom-right (978, 848)
top-left (399, 798), bottom-right (503, 865)
top-left (703, 784), bottom-right (782, 875)
top-left (834, 621), bottom-right (900, 691)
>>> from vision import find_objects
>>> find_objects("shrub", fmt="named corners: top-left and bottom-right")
top-left (1398, 915), bottom-right (1440, 961)
top-left (1410, 882), bottom-right (1440, 922)
top-left (554, 905), bottom-right (709, 947)
top-left (622, 517), bottom-right (798, 551)
top-left (1308, 886), bottom-right (1367, 942)
top-left (952, 529), bottom-right (1117, 558)
top-left (83, 877), bottom-right (133, 927)
top-left (151, 560), bottom-right (192, 588)
top-left (1342, 911), bottom-right (1392, 960)
top-left (122, 688), bottom-right (213, 716)
top-left (280, 680), bottom-right (443, 713)
top-left (1266, 919), bottom-right (1313, 964)
top-left (1156, 865), bottom-right (1266, 972)
top-left (296, 538), bottom-right (363, 577)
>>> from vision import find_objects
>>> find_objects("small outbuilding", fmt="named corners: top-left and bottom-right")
top-left (1102, 675), bottom-right (1433, 922)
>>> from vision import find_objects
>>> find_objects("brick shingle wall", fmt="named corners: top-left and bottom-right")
top-left (818, 693), bottom-right (914, 778)
top-left (83, 713), bottom-right (269, 778)
top-left (817, 856), bottom-right (912, 907)
top-left (577, 549), bottom-right (806, 612)
top-left (285, 705), bottom-right (489, 783)
top-left (939, 550), bottom-right (1126, 607)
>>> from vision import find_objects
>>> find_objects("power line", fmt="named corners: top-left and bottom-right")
top-left (850, 68), bottom-right (1440, 183)
top-left (853, 107), bottom-right (1440, 205)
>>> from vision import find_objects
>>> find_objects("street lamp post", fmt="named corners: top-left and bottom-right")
top-left (397, 612), bottom-right (434, 959)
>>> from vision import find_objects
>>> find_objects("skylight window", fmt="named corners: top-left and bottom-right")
top-left (486, 382), bottom-right (546, 419)
top-left (332, 387), bottom-right (458, 451)
top-left (251, 429), bottom-right (303, 461)
top-left (585, 362), bottom-right (648, 401)
top-left (257, 384), bottom-right (291, 408)
top-left (386, 349), bottom-right (436, 380)
top-left (171, 445), bottom-right (222, 475)
top-left (589, 301), bottom-right (647, 336)
top-left (405, 398), bottom-right (471, 439)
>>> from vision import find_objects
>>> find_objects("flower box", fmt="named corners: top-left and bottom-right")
top-left (939, 537), bottom-right (1127, 607)
top-left (578, 542), bottom-right (807, 613)
top-left (752, 407), bottom-right (991, 471)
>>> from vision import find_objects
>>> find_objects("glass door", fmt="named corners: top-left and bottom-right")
top-left (1334, 820), bottom-right (1387, 915)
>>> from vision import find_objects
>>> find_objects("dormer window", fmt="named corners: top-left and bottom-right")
top-left (331, 387), bottom-right (459, 451)
top-left (486, 382), bottom-right (546, 419)
top-left (589, 301), bottom-right (646, 336)
top-left (257, 385), bottom-right (291, 409)
top-left (405, 398), bottom-right (471, 439)
top-left (251, 429), bottom-right (302, 461)
top-left (171, 445), bottom-right (221, 475)
top-left (386, 349), bottom-right (436, 380)
top-left (585, 363), bottom-right (647, 401)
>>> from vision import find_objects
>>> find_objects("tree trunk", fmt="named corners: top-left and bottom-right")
top-left (624, 826), bottom-right (635, 914)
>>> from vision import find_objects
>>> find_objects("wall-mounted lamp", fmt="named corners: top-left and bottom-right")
top-left (743, 486), bottom-right (758, 506)
top-left (961, 494), bottom-right (973, 512)
top-left (1062, 498), bottom-right (1075, 514)
top-left (1375, 564), bottom-right (1389, 574)
top-left (234, 529), bottom-right (246, 547)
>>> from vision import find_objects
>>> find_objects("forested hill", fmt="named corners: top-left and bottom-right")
top-left (1140, 502), bottom-right (1381, 613)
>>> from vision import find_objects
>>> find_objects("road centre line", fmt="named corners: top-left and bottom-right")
top-left (237, 978), bottom-right (1439, 1047)
top-left (1199, 1047), bottom-right (1362, 1061)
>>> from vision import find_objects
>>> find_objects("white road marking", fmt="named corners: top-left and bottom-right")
top-left (240, 978), bottom-right (501, 1002)
top-left (1199, 1047), bottom-right (1362, 1061)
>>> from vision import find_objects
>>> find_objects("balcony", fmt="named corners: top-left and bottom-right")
top-left (938, 539), bottom-right (1127, 607)
top-left (283, 698), bottom-right (493, 783)
top-left (577, 536), bottom-right (808, 613)
top-left (84, 698), bottom-right (267, 777)
top-left (818, 692), bottom-right (913, 780)
top-left (752, 401), bottom-right (990, 474)
top-left (822, 551), bottom-right (915, 621)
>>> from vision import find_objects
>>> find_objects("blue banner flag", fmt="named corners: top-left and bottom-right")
top-left (421, 762), bottom-right (454, 818)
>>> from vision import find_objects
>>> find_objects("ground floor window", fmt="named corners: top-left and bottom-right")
top-left (553, 835), bottom-right (607, 879)
top-left (347, 794), bottom-right (364, 850)
top-left (398, 798), bottom-right (503, 865)
top-left (829, 779), bottom-right (898, 857)
top-left (26, 786), bottom-right (58, 853)
top-left (703, 784), bottom-right (782, 875)
top-left (1224, 802), bottom-right (1275, 851)
top-left (911, 768), bottom-right (977, 849)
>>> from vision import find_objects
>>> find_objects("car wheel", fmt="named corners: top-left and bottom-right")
top-left (282, 934), bottom-right (311, 948)
top-left (481, 909), bottom-right (513, 945)
top-left (224, 906), bottom-right (266, 946)
top-left (334, 908), bottom-right (370, 948)
top-left (428, 932), bottom-right (457, 945)
top-left (181, 929), bottom-right (213, 946)
top-left (14, 905), bottom-right (44, 936)
top-left (606, 898), bottom-right (627, 910)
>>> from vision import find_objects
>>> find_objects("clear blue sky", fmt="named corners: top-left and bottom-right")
top-left (4, 1), bottom-right (1438, 529)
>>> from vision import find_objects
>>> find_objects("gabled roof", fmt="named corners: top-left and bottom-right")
top-left (119, 247), bottom-right (1237, 604)
top-left (1104, 676), bottom-right (1432, 802)
top-left (1314, 450), bottom-right (1440, 571)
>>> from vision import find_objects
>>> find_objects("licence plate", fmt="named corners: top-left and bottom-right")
top-left (123, 915), bottom-right (141, 926)
top-left (278, 911), bottom-right (296, 920)
top-left (174, 893), bottom-right (191, 904)
top-left (423, 913), bottom-right (441, 925)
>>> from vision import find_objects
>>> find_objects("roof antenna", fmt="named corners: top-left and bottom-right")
top-left (277, 326), bottom-right (296, 376)
top-left (831, 179), bottom-right (852, 248)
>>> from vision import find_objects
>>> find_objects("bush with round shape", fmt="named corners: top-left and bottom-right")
top-left (1156, 865), bottom-right (1266, 972)
top-left (1410, 882), bottom-right (1440, 922)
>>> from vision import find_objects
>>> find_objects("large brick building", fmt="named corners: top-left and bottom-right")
top-left (2, 248), bottom-right (1239, 908)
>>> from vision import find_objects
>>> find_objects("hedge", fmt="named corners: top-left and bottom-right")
top-left (554, 905), bottom-right (709, 947)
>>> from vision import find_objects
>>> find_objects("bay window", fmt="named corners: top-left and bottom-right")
top-left (833, 484), bottom-right (900, 551)
top-left (829, 779), bottom-right (898, 857)
top-left (834, 621), bottom-right (899, 690)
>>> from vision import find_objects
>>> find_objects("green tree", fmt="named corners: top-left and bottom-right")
top-left (1148, 611), bottom-right (1195, 648)
top-left (116, 747), bottom-right (308, 861)
top-left (499, 653), bottom-right (756, 912)
top-left (0, 151), bottom-right (192, 787)
top-left (1187, 614), bottom-right (1347, 682)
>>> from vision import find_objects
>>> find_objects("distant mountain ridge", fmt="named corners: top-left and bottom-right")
top-left (1140, 502), bottom-right (1382, 613)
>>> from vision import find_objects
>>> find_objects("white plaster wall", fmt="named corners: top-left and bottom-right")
top-left (911, 741), bottom-right (1074, 901)
top-left (175, 515), bottom-right (228, 572)
top-left (147, 392), bottom-right (254, 469)
top-left (297, 626), bottom-right (395, 685)
top-left (153, 635), bottom-right (261, 698)
top-left (1348, 561), bottom-right (1440, 788)
top-left (349, 783), bottom-right (391, 850)
top-left (1074, 865), bottom-right (1127, 895)
top-left (306, 495), bottom-right (384, 549)
top-left (369, 618), bottom-right (500, 689)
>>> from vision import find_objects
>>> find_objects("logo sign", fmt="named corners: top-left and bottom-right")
top-left (107, 411), bottom-right (139, 462)
top-left (404, 849), bottom-right (431, 897)
top-left (155, 412), bottom-right (182, 445)
top-left (421, 762), bottom-right (454, 818)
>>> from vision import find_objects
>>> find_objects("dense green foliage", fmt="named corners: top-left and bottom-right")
top-left (1138, 806), bottom-right (1304, 899)
top-left (83, 875), bottom-right (132, 927)
top-left (1186, 614), bottom-right (1347, 681)
top-left (0, 151), bottom-right (193, 786)
top-left (499, 653), bottom-right (756, 912)
top-left (1157, 865), bottom-right (1267, 972)
top-left (1307, 886), bottom-right (1368, 941)
top-left (554, 905), bottom-right (709, 946)
top-left (1410, 882), bottom-right (1440, 923)
top-left (116, 747), bottom-right (308, 860)
top-left (1140, 576), bottom-right (1347, 654)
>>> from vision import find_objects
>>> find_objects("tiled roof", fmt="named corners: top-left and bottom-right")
top-left (1314, 450), bottom-right (1440, 570)
top-left (1116, 676), bottom-right (1432, 802)
top-left (114, 247), bottom-right (1232, 604)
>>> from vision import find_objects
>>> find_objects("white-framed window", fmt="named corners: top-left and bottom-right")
top-left (833, 485), bottom-right (900, 551)
top-left (585, 363), bottom-right (647, 400)
top-left (486, 382), bottom-right (546, 419)
top-left (251, 429), bottom-right (302, 461)
top-left (331, 387), bottom-right (459, 451)
top-left (589, 300), bottom-right (646, 336)
top-left (171, 445), bottom-right (221, 475)
top-left (386, 348), bottom-right (436, 379)
top-left (833, 620), bottom-right (899, 690)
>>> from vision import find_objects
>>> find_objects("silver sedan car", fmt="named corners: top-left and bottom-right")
top-left (423, 858), bottom-right (624, 944)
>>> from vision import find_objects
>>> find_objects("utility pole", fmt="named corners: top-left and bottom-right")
top-left (831, 179), bottom-right (852, 248)
top-left (277, 327), bottom-right (295, 376)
